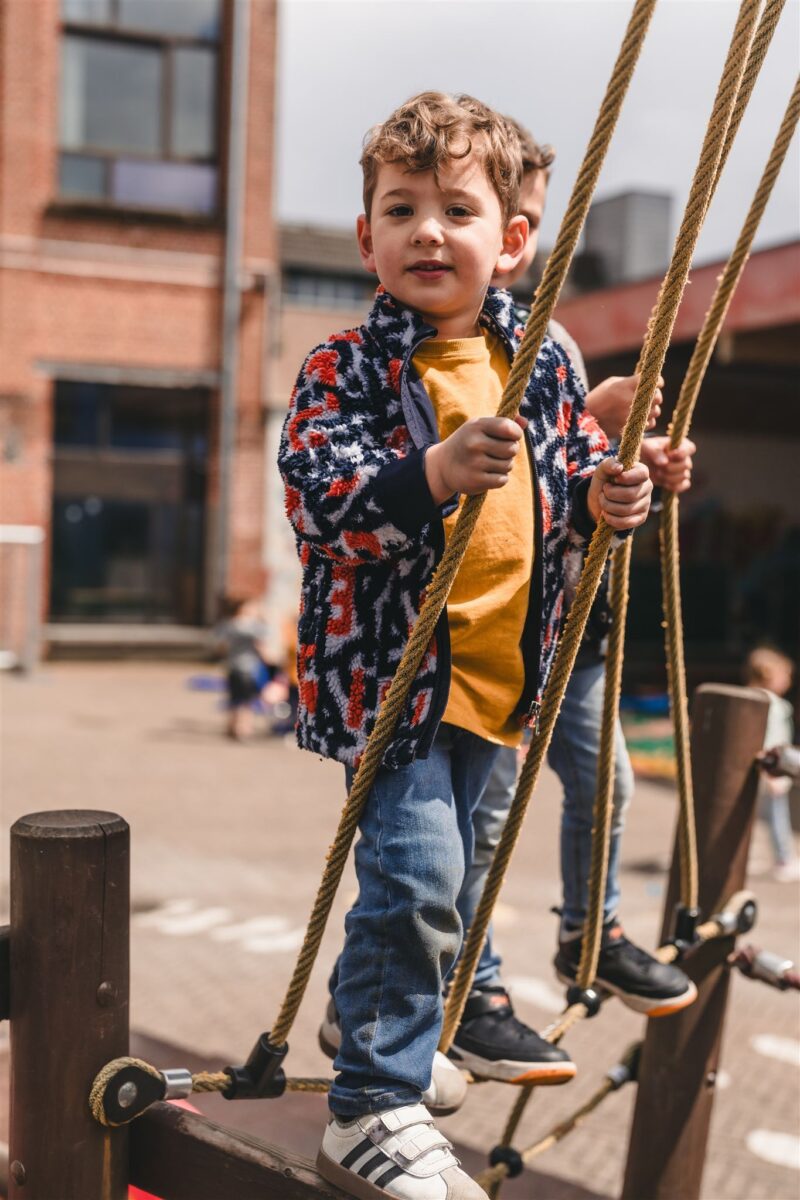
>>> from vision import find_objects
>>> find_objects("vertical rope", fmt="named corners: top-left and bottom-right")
top-left (661, 65), bottom-right (800, 910)
top-left (439, 0), bottom-right (762, 1055)
top-left (267, 0), bottom-right (659, 1051)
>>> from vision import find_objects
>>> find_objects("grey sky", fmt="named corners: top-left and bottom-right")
top-left (276, 0), bottom-right (800, 267)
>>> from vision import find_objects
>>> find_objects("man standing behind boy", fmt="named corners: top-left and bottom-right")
top-left (280, 93), bottom-right (653, 1200)
top-left (448, 119), bottom-right (698, 1090)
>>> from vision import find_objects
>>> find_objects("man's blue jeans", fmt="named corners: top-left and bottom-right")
top-left (462, 660), bottom-right (634, 989)
top-left (330, 723), bottom-right (500, 1116)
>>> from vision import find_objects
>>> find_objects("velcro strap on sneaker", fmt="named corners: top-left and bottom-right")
top-left (370, 1103), bottom-right (433, 1137)
top-left (395, 1126), bottom-right (452, 1164)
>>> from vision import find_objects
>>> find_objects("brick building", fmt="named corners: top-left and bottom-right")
top-left (0, 0), bottom-right (277, 664)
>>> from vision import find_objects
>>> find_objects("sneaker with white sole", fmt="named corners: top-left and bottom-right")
top-left (447, 987), bottom-right (576, 1085)
top-left (318, 998), bottom-right (468, 1116)
top-left (317, 1103), bottom-right (488, 1199)
top-left (554, 919), bottom-right (697, 1017)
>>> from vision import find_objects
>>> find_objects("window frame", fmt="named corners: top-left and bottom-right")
top-left (58, 1), bottom-right (224, 216)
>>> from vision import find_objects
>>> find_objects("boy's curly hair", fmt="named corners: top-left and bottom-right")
top-left (361, 92), bottom-right (523, 224)
top-left (503, 115), bottom-right (556, 177)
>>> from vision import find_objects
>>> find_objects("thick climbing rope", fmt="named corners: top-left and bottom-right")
top-left (438, 0), bottom-right (763, 1058)
top-left (575, 0), bottom-right (785, 995)
top-left (264, 0), bottom-right (659, 1053)
top-left (87, 891), bottom-right (754, 1125)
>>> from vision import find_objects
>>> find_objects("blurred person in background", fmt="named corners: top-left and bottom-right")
top-left (745, 646), bottom-right (799, 882)
top-left (214, 595), bottom-right (272, 742)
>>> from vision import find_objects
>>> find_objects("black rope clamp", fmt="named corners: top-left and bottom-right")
top-left (223, 1032), bottom-right (288, 1100)
top-left (735, 898), bottom-right (758, 935)
top-left (489, 1145), bottom-right (524, 1179)
top-left (565, 984), bottom-right (602, 1017)
top-left (670, 904), bottom-right (701, 958)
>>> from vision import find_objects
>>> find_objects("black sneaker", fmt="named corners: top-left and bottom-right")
top-left (554, 920), bottom-right (697, 1016)
top-left (447, 987), bottom-right (576, 1085)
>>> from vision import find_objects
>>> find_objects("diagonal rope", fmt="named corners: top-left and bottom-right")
top-left (266, 0), bottom-right (659, 1051)
top-left (438, 0), bottom-right (763, 1056)
top-left (573, 0), bottom-right (783, 990)
top-left (661, 58), bottom-right (798, 913)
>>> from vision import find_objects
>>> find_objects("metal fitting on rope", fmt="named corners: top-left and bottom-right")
top-left (712, 891), bottom-right (758, 937)
top-left (730, 945), bottom-right (798, 991)
top-left (92, 1059), bottom-right (173, 1126)
top-left (489, 1145), bottom-right (524, 1179)
top-left (223, 1032), bottom-right (288, 1100)
top-left (670, 904), bottom-right (701, 958)
top-left (565, 985), bottom-right (602, 1017)
top-left (606, 1044), bottom-right (641, 1090)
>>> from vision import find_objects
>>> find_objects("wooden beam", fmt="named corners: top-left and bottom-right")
top-left (129, 1102), bottom-right (349, 1200)
top-left (621, 684), bottom-right (769, 1200)
top-left (0, 927), bottom-right (9, 1021)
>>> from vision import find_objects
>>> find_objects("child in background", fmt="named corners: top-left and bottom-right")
top-left (745, 647), bottom-right (799, 882)
top-left (214, 596), bottom-right (271, 742)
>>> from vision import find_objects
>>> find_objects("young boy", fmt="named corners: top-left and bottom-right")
top-left (279, 92), bottom-right (653, 1200)
top-left (448, 119), bottom-right (698, 1089)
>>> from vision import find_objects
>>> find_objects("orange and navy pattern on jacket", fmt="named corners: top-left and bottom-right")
top-left (278, 287), bottom-right (610, 770)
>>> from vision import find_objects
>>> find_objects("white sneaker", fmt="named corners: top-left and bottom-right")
top-left (319, 998), bottom-right (468, 1116)
top-left (772, 859), bottom-right (800, 883)
top-left (317, 1103), bottom-right (488, 1199)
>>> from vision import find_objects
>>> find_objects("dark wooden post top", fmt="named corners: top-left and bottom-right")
top-left (9, 809), bottom-right (130, 1200)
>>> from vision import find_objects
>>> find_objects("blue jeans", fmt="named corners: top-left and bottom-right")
top-left (330, 724), bottom-right (500, 1116)
top-left (463, 660), bottom-right (634, 987)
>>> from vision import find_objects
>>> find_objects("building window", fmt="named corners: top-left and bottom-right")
top-left (58, 0), bottom-right (221, 215)
top-left (283, 271), bottom-right (374, 309)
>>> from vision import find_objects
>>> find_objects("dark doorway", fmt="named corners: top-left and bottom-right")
top-left (50, 381), bottom-right (209, 624)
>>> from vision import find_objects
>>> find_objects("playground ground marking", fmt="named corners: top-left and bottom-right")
top-left (746, 1130), bottom-right (800, 1171)
top-left (751, 1034), bottom-right (800, 1068)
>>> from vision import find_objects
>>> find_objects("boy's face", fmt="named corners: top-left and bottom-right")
top-left (357, 150), bottom-right (527, 339)
top-left (492, 169), bottom-right (548, 290)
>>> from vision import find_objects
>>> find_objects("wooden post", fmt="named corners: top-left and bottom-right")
top-left (9, 811), bottom-right (129, 1200)
top-left (621, 684), bottom-right (769, 1200)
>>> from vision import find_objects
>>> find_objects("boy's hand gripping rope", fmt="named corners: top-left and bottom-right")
top-left (576, 0), bottom-right (788, 998)
top-left (437, 0), bottom-right (763, 1056)
top-left (265, 0), bottom-right (659, 1054)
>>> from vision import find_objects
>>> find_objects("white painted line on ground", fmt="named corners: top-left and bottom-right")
top-left (751, 1034), bottom-right (800, 1068)
top-left (241, 929), bottom-right (305, 954)
top-left (746, 1130), bottom-right (800, 1171)
top-left (507, 975), bottom-right (565, 1013)
top-left (210, 916), bottom-right (290, 942)
top-left (134, 900), bottom-right (232, 936)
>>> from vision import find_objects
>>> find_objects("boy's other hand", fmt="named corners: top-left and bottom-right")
top-left (640, 437), bottom-right (696, 493)
top-left (425, 416), bottom-right (527, 504)
top-left (588, 458), bottom-right (653, 530)
top-left (585, 374), bottom-right (663, 440)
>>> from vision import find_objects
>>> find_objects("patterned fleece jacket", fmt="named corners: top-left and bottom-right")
top-left (278, 286), bottom-right (611, 769)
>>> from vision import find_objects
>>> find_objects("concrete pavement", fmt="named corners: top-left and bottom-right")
top-left (2, 663), bottom-right (798, 1198)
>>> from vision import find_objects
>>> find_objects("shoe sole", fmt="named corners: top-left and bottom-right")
top-left (318, 1025), bottom-right (465, 1117)
top-left (556, 971), bottom-right (698, 1017)
top-left (448, 1045), bottom-right (576, 1086)
top-left (317, 1147), bottom-right (399, 1200)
